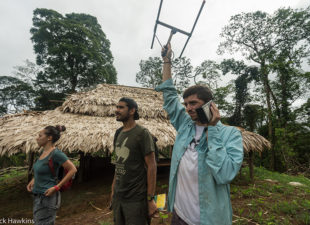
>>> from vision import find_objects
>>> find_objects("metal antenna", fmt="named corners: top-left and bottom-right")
top-left (151, 0), bottom-right (206, 58)
top-left (151, 0), bottom-right (164, 50)
top-left (179, 0), bottom-right (206, 57)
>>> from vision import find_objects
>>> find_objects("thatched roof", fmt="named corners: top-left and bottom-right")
top-left (60, 84), bottom-right (168, 120)
top-left (0, 83), bottom-right (271, 156)
top-left (0, 109), bottom-right (176, 156)
top-left (236, 127), bottom-right (271, 154)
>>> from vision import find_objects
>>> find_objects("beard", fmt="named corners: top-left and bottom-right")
top-left (116, 113), bottom-right (130, 122)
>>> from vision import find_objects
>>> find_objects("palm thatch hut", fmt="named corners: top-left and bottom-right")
top-left (236, 127), bottom-right (271, 181)
top-left (0, 83), bottom-right (270, 181)
top-left (60, 83), bottom-right (168, 120)
top-left (0, 109), bottom-right (175, 156)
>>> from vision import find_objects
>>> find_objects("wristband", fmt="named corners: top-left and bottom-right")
top-left (147, 194), bottom-right (155, 201)
top-left (54, 185), bottom-right (60, 191)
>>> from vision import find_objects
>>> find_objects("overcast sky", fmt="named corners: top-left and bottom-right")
top-left (0, 0), bottom-right (309, 87)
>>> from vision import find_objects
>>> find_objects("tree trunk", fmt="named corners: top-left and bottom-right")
top-left (279, 70), bottom-right (289, 128)
top-left (262, 67), bottom-right (275, 171)
top-left (248, 151), bottom-right (254, 182)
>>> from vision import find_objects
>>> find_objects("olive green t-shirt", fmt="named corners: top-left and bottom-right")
top-left (32, 149), bottom-right (68, 194)
top-left (112, 124), bottom-right (155, 201)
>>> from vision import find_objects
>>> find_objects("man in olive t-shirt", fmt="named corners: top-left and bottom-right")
top-left (111, 97), bottom-right (158, 225)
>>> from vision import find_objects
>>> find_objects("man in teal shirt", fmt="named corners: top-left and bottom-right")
top-left (155, 44), bottom-right (243, 225)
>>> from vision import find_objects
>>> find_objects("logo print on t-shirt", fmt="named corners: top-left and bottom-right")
top-left (115, 137), bottom-right (130, 163)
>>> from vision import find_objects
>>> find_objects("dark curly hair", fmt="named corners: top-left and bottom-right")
top-left (44, 125), bottom-right (66, 143)
top-left (183, 85), bottom-right (213, 103)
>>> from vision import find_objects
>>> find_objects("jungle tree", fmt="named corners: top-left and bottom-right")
top-left (218, 7), bottom-right (310, 170)
top-left (30, 9), bottom-right (117, 109)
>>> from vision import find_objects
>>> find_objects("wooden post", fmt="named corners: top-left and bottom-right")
top-left (85, 153), bottom-right (91, 181)
top-left (248, 151), bottom-right (254, 182)
top-left (27, 152), bottom-right (35, 182)
top-left (106, 148), bottom-right (110, 157)
top-left (169, 146), bottom-right (173, 158)
top-left (78, 151), bottom-right (85, 183)
top-left (78, 152), bottom-right (92, 182)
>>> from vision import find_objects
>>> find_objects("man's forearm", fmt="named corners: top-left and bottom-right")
top-left (163, 59), bottom-right (172, 81)
top-left (147, 162), bottom-right (157, 196)
top-left (111, 175), bottom-right (116, 195)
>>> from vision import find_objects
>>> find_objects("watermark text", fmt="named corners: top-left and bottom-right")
top-left (0, 218), bottom-right (34, 224)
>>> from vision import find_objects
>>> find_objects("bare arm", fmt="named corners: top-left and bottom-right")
top-left (109, 174), bottom-right (116, 209)
top-left (27, 178), bottom-right (35, 192)
top-left (144, 152), bottom-right (158, 217)
top-left (111, 175), bottom-right (116, 198)
top-left (156, 44), bottom-right (191, 132)
top-left (162, 44), bottom-right (172, 81)
top-left (57, 160), bottom-right (77, 188)
top-left (145, 152), bottom-right (157, 197)
top-left (44, 159), bottom-right (77, 196)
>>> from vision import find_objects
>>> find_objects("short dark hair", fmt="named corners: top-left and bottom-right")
top-left (119, 97), bottom-right (140, 120)
top-left (183, 85), bottom-right (213, 103)
top-left (44, 125), bottom-right (66, 143)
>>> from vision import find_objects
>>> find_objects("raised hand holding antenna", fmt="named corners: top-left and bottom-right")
top-left (162, 43), bottom-right (172, 62)
top-left (161, 29), bottom-right (176, 58)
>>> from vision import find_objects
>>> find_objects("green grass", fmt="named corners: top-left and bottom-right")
top-left (0, 169), bottom-right (27, 182)
top-left (254, 166), bottom-right (310, 186)
top-left (99, 222), bottom-right (111, 225)
top-left (72, 158), bottom-right (80, 167)
top-left (231, 166), bottom-right (310, 225)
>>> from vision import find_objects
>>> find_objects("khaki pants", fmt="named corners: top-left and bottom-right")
top-left (33, 192), bottom-right (61, 225)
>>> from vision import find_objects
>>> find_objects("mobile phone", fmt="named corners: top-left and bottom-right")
top-left (195, 100), bottom-right (213, 124)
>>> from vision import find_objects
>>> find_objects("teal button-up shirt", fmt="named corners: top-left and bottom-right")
top-left (156, 79), bottom-right (244, 225)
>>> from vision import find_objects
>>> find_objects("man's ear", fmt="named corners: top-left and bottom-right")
top-left (129, 108), bottom-right (136, 117)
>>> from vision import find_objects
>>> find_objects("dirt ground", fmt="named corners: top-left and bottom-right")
top-left (56, 167), bottom-right (172, 225)
top-left (0, 166), bottom-right (172, 225)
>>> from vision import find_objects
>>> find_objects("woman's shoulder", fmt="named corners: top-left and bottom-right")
top-left (54, 148), bottom-right (64, 154)
top-left (53, 148), bottom-right (68, 160)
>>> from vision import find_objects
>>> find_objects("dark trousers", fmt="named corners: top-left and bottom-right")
top-left (113, 198), bottom-right (149, 225)
top-left (171, 211), bottom-right (189, 225)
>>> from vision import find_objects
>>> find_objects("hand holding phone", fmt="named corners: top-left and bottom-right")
top-left (195, 100), bottom-right (213, 124)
